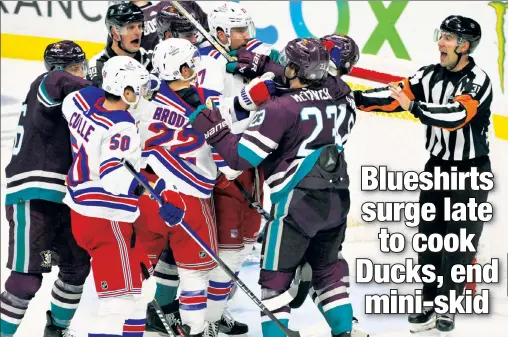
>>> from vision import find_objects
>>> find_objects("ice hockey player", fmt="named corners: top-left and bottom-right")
top-left (88, 2), bottom-right (152, 87)
top-left (145, 2), bottom-right (273, 335)
top-left (134, 37), bottom-right (276, 337)
top-left (61, 55), bottom-right (165, 337)
top-left (352, 15), bottom-right (491, 334)
top-left (1, 40), bottom-right (91, 337)
top-left (226, 33), bottom-right (372, 337)
top-left (194, 3), bottom-right (280, 335)
top-left (190, 37), bottom-right (356, 337)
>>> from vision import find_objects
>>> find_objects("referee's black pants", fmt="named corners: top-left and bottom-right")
top-left (418, 155), bottom-right (491, 303)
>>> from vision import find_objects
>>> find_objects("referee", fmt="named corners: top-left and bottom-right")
top-left (353, 15), bottom-right (493, 334)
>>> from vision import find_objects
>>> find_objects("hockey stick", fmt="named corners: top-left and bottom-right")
top-left (121, 159), bottom-right (302, 337)
top-left (170, 0), bottom-right (235, 62)
top-left (233, 178), bottom-right (273, 221)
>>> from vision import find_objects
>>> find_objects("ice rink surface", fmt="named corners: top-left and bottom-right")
top-left (1, 59), bottom-right (507, 336)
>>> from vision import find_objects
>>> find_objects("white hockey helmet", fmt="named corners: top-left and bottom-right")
top-left (208, 2), bottom-right (255, 49)
top-left (101, 55), bottom-right (151, 107)
top-left (152, 38), bottom-right (200, 81)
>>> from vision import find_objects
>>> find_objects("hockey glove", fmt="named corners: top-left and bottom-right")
top-left (189, 104), bottom-right (230, 145)
top-left (237, 72), bottom-right (277, 111)
top-left (226, 48), bottom-right (271, 80)
top-left (149, 178), bottom-right (166, 201)
top-left (128, 174), bottom-right (149, 197)
top-left (158, 190), bottom-right (186, 227)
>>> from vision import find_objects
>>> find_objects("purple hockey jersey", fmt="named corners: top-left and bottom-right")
top-left (5, 71), bottom-right (91, 205)
top-left (211, 77), bottom-right (356, 203)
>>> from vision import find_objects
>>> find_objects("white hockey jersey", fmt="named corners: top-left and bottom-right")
top-left (196, 38), bottom-right (275, 178)
top-left (62, 86), bottom-right (142, 222)
top-left (136, 83), bottom-right (225, 199)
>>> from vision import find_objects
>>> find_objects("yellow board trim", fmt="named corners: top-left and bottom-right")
top-left (1, 33), bottom-right (507, 140)
top-left (0, 33), bottom-right (106, 62)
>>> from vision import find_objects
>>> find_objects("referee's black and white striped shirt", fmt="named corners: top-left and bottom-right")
top-left (353, 57), bottom-right (493, 161)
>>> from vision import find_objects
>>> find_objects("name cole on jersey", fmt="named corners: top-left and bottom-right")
top-left (63, 86), bottom-right (142, 222)
top-left (138, 82), bottom-right (224, 199)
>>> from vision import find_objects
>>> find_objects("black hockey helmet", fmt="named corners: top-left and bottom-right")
top-left (156, 5), bottom-right (197, 40)
top-left (43, 40), bottom-right (86, 71)
top-left (321, 34), bottom-right (360, 75)
top-left (105, 2), bottom-right (144, 37)
top-left (439, 15), bottom-right (481, 54)
top-left (280, 38), bottom-right (330, 84)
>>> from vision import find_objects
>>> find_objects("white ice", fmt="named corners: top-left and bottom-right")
top-left (1, 59), bottom-right (507, 337)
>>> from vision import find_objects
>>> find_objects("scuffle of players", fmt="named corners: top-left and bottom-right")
top-left (1, 1), bottom-right (488, 337)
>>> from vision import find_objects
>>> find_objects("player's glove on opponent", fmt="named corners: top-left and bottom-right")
top-left (236, 72), bottom-right (276, 112)
top-left (189, 105), bottom-right (230, 145)
top-left (158, 189), bottom-right (186, 227)
top-left (226, 47), bottom-right (281, 79)
top-left (190, 75), bottom-right (276, 144)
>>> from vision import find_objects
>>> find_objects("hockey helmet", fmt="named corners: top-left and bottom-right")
top-left (152, 38), bottom-right (200, 82)
top-left (44, 40), bottom-right (87, 72)
top-left (280, 38), bottom-right (330, 84)
top-left (321, 34), bottom-right (360, 76)
top-left (437, 15), bottom-right (481, 54)
top-left (105, 2), bottom-right (144, 38)
top-left (208, 2), bottom-right (255, 48)
top-left (156, 5), bottom-right (197, 41)
top-left (101, 55), bottom-right (151, 107)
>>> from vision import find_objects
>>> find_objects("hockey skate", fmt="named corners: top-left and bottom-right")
top-left (43, 310), bottom-right (76, 337)
top-left (218, 308), bottom-right (248, 336)
top-left (436, 313), bottom-right (454, 336)
top-left (333, 331), bottom-right (352, 337)
top-left (408, 307), bottom-right (436, 333)
top-left (352, 316), bottom-right (369, 337)
top-left (145, 302), bottom-right (190, 337)
top-left (203, 321), bottom-right (219, 337)
top-left (182, 321), bottom-right (218, 337)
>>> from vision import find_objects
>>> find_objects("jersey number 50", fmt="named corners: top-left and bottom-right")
top-left (110, 134), bottom-right (131, 151)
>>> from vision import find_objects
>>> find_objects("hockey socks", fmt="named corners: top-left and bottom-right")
top-left (0, 291), bottom-right (29, 337)
top-left (50, 279), bottom-right (84, 328)
top-left (206, 245), bottom-right (253, 323)
top-left (122, 318), bottom-right (146, 336)
top-left (260, 305), bottom-right (290, 337)
top-left (312, 282), bottom-right (353, 335)
top-left (0, 272), bottom-right (42, 337)
top-left (153, 260), bottom-right (179, 307)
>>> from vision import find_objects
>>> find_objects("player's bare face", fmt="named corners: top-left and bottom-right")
top-left (229, 27), bottom-right (251, 50)
top-left (117, 21), bottom-right (143, 53)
